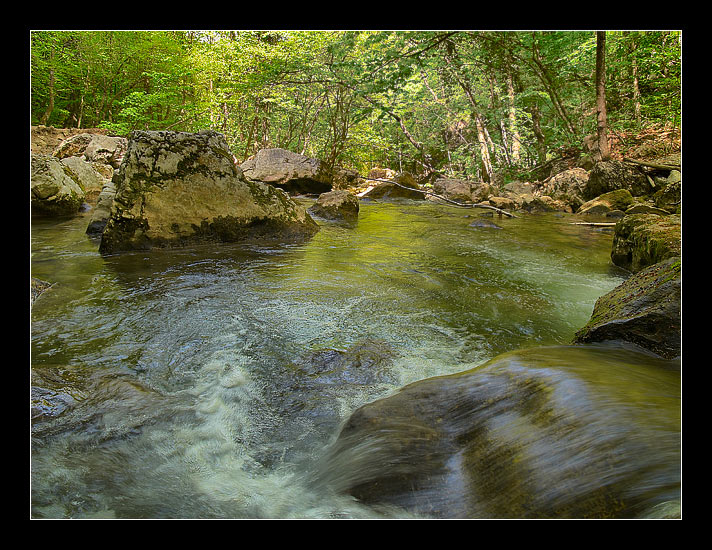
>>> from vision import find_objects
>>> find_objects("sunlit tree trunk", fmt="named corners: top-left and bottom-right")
top-left (595, 31), bottom-right (611, 161)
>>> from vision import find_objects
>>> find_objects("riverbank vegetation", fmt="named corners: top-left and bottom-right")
top-left (30, 30), bottom-right (682, 182)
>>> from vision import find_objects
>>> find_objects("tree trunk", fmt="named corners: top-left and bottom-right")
top-left (595, 31), bottom-right (611, 161)
top-left (39, 46), bottom-right (55, 126)
top-left (506, 71), bottom-right (521, 163)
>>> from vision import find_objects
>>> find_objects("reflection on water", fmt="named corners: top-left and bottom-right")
top-left (30, 201), bottom-right (677, 518)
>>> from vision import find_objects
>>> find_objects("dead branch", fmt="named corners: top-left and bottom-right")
top-left (623, 157), bottom-right (681, 171)
top-left (366, 177), bottom-right (518, 218)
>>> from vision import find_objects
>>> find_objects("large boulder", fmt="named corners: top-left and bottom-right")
top-left (312, 344), bottom-right (680, 518)
top-left (362, 172), bottom-right (424, 201)
top-left (610, 213), bottom-right (681, 272)
top-left (240, 148), bottom-right (333, 194)
top-left (31, 154), bottom-right (86, 216)
top-left (53, 132), bottom-right (128, 169)
top-left (585, 160), bottom-right (652, 200)
top-left (59, 156), bottom-right (111, 205)
top-left (537, 167), bottom-right (589, 211)
top-left (432, 177), bottom-right (492, 203)
top-left (98, 131), bottom-right (319, 254)
top-left (308, 190), bottom-right (359, 222)
top-left (573, 256), bottom-right (681, 359)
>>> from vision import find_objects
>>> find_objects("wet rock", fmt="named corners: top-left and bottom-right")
top-left (99, 131), bottom-right (319, 254)
top-left (468, 219), bottom-right (503, 230)
top-left (309, 190), bottom-right (359, 222)
top-left (312, 344), bottom-right (680, 518)
top-left (85, 178), bottom-right (117, 236)
top-left (610, 213), bottom-right (681, 272)
top-left (362, 172), bottom-right (425, 201)
top-left (30, 277), bottom-right (52, 306)
top-left (573, 256), bottom-right (681, 359)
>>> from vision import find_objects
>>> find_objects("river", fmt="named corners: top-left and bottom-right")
top-left (30, 200), bottom-right (678, 518)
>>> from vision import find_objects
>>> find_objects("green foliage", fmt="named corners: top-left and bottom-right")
top-left (31, 30), bottom-right (682, 181)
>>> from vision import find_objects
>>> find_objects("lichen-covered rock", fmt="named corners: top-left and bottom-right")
top-left (573, 256), bottom-right (681, 359)
top-left (98, 131), bottom-right (319, 254)
top-left (240, 148), bottom-right (332, 194)
top-left (585, 160), bottom-right (651, 200)
top-left (363, 172), bottom-right (425, 201)
top-left (653, 180), bottom-right (681, 214)
top-left (537, 167), bottom-right (589, 211)
top-left (53, 132), bottom-right (128, 169)
top-left (432, 178), bottom-right (492, 203)
top-left (59, 156), bottom-right (110, 204)
top-left (85, 178), bottom-right (117, 236)
top-left (578, 189), bottom-right (634, 215)
top-left (313, 344), bottom-right (680, 518)
top-left (332, 167), bottom-right (364, 190)
top-left (610, 213), bottom-right (681, 272)
top-left (31, 154), bottom-right (86, 216)
top-left (308, 190), bottom-right (359, 222)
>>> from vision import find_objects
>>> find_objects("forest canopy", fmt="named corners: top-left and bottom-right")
top-left (30, 30), bottom-right (682, 182)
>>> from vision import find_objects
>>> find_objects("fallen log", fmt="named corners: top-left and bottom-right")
top-left (570, 222), bottom-right (617, 227)
top-left (623, 157), bottom-right (681, 171)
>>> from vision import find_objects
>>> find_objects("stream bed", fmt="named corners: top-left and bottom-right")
top-left (30, 200), bottom-right (679, 519)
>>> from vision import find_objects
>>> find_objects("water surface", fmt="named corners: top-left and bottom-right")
top-left (31, 200), bottom-right (652, 518)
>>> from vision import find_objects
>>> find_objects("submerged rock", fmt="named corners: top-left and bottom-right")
top-left (573, 256), bottom-right (681, 359)
top-left (98, 131), bottom-right (319, 254)
top-left (312, 344), bottom-right (680, 518)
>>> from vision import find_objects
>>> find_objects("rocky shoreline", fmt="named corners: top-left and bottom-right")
top-left (30, 127), bottom-right (681, 518)
top-left (30, 126), bottom-right (682, 361)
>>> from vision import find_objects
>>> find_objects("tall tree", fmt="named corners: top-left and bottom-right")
top-left (595, 31), bottom-right (611, 161)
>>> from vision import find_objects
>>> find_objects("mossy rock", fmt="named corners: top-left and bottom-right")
top-left (611, 213), bottom-right (681, 272)
top-left (578, 189), bottom-right (634, 215)
top-left (98, 131), bottom-right (319, 254)
top-left (573, 256), bottom-right (681, 359)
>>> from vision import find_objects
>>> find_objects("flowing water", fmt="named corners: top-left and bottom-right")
top-left (30, 200), bottom-right (678, 519)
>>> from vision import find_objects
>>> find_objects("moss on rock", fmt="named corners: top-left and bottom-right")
top-left (611, 213), bottom-right (681, 272)
top-left (573, 256), bottom-right (681, 358)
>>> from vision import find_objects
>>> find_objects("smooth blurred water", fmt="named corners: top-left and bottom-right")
top-left (30, 200), bottom-right (649, 519)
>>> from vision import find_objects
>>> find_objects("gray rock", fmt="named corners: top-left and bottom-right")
top-left (240, 148), bottom-right (332, 194)
top-left (31, 154), bottom-right (86, 216)
top-left (99, 131), bottom-right (319, 254)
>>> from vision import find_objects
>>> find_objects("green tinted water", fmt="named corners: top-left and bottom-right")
top-left (31, 200), bottom-right (669, 518)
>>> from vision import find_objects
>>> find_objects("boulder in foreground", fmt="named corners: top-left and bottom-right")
top-left (312, 344), bottom-right (680, 518)
top-left (99, 131), bottom-right (319, 254)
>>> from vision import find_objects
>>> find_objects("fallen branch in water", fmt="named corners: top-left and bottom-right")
top-left (570, 222), bottom-right (617, 226)
top-left (365, 177), bottom-right (519, 218)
